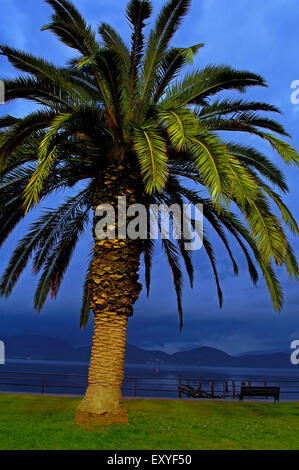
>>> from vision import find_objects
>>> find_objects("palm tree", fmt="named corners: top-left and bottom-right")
top-left (0, 0), bottom-right (298, 425)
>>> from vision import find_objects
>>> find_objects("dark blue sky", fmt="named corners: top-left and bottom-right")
top-left (0, 0), bottom-right (299, 355)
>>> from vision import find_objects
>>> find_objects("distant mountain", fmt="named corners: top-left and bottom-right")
top-left (237, 349), bottom-right (288, 357)
top-left (125, 344), bottom-right (170, 364)
top-left (236, 352), bottom-right (292, 369)
top-left (170, 346), bottom-right (232, 366)
top-left (165, 347), bottom-right (293, 369)
top-left (1, 335), bottom-right (76, 361)
top-left (0, 334), bottom-right (295, 369)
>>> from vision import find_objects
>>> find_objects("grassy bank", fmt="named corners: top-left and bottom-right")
top-left (0, 394), bottom-right (299, 450)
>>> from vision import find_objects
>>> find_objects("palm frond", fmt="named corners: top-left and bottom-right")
top-left (259, 259), bottom-right (283, 311)
top-left (4, 75), bottom-right (78, 110)
top-left (143, 237), bottom-right (155, 296)
top-left (93, 50), bottom-right (124, 124)
top-left (139, 0), bottom-right (191, 116)
top-left (199, 98), bottom-right (281, 119)
top-left (32, 189), bottom-right (92, 272)
top-left (263, 134), bottom-right (299, 166)
top-left (204, 112), bottom-right (289, 137)
top-left (285, 244), bottom-right (299, 280)
top-left (0, 214), bottom-right (55, 297)
top-left (156, 176), bottom-right (194, 286)
top-left (99, 23), bottom-right (131, 111)
top-left (126, 0), bottom-right (152, 110)
top-left (218, 209), bottom-right (283, 309)
top-left (0, 115), bottom-right (20, 129)
top-left (202, 235), bottom-right (223, 308)
top-left (164, 66), bottom-right (266, 107)
top-left (245, 169), bottom-right (299, 236)
top-left (133, 124), bottom-right (168, 193)
top-left (176, 186), bottom-right (239, 276)
top-left (99, 23), bottom-right (130, 74)
top-left (152, 44), bottom-right (204, 104)
top-left (0, 109), bottom-right (56, 172)
top-left (34, 209), bottom-right (89, 311)
top-left (80, 262), bottom-right (92, 328)
top-left (42, 0), bottom-right (98, 56)
top-left (161, 238), bottom-right (183, 330)
top-left (244, 192), bottom-right (288, 266)
top-left (23, 113), bottom-right (71, 211)
top-left (227, 143), bottom-right (288, 192)
top-left (159, 107), bottom-right (198, 150)
top-left (189, 132), bottom-right (230, 207)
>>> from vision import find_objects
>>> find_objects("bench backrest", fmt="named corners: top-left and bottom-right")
top-left (240, 386), bottom-right (279, 396)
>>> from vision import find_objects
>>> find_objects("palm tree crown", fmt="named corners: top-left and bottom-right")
top-left (0, 0), bottom-right (298, 330)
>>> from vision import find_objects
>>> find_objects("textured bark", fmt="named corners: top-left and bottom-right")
top-left (76, 163), bottom-right (142, 426)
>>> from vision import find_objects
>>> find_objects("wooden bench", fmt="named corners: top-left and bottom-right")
top-left (239, 385), bottom-right (280, 402)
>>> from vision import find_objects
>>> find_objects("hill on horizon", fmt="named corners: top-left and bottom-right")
top-left (0, 334), bottom-right (295, 369)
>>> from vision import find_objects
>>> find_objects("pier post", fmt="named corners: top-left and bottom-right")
top-left (41, 374), bottom-right (46, 394)
top-left (178, 375), bottom-right (182, 399)
top-left (210, 380), bottom-right (214, 398)
top-left (134, 377), bottom-right (137, 397)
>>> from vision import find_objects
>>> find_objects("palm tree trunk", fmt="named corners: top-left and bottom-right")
top-left (76, 163), bottom-right (142, 426)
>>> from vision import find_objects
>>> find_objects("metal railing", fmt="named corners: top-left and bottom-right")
top-left (0, 370), bottom-right (299, 399)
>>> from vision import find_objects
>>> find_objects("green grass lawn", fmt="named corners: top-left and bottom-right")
top-left (0, 394), bottom-right (299, 450)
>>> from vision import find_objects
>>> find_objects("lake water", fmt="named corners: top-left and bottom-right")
top-left (1, 359), bottom-right (299, 400)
